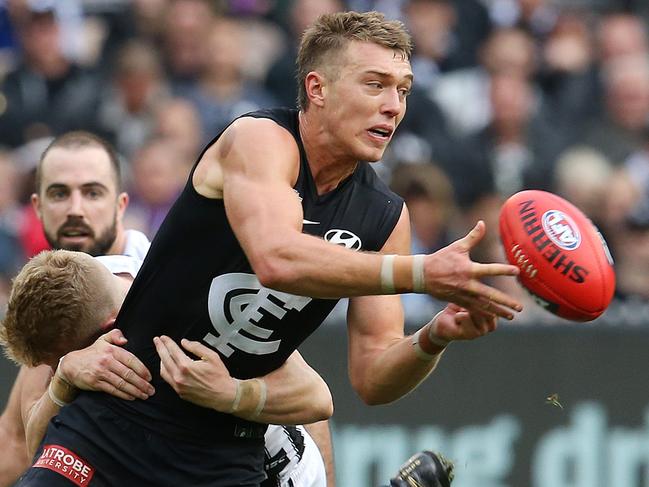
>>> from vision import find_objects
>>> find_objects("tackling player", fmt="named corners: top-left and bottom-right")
top-left (1, 249), bottom-right (332, 486)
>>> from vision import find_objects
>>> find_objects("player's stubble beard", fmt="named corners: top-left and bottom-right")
top-left (46, 214), bottom-right (118, 256)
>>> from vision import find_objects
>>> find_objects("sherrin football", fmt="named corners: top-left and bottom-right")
top-left (499, 190), bottom-right (615, 321)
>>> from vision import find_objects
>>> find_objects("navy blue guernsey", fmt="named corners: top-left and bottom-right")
top-left (75, 108), bottom-right (404, 446)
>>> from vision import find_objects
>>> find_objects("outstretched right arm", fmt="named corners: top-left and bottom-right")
top-left (194, 116), bottom-right (522, 317)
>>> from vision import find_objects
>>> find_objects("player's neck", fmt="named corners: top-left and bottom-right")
top-left (299, 110), bottom-right (358, 194)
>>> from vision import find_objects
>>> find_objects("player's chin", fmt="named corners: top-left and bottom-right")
top-left (359, 146), bottom-right (387, 163)
top-left (355, 133), bottom-right (390, 162)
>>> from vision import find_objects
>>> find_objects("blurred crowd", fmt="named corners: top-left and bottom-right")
top-left (1, 0), bottom-right (649, 323)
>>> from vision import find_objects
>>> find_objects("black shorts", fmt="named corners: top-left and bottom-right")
top-left (15, 400), bottom-right (266, 487)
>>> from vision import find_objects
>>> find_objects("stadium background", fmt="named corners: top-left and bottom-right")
top-left (2, 0), bottom-right (649, 486)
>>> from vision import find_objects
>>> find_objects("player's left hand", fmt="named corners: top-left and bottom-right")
top-left (154, 335), bottom-right (238, 412)
top-left (431, 303), bottom-right (498, 343)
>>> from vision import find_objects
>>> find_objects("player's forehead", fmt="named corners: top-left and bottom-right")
top-left (41, 146), bottom-right (116, 189)
top-left (339, 41), bottom-right (413, 81)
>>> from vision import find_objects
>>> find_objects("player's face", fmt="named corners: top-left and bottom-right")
top-left (322, 41), bottom-right (412, 162)
top-left (33, 147), bottom-right (127, 256)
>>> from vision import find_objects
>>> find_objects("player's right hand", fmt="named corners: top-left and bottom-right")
top-left (424, 221), bottom-right (523, 320)
top-left (60, 329), bottom-right (155, 401)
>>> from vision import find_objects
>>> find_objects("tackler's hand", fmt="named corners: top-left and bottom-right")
top-left (154, 335), bottom-right (238, 412)
top-left (61, 329), bottom-right (154, 401)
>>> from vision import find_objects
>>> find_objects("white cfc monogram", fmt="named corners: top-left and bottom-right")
top-left (204, 273), bottom-right (312, 357)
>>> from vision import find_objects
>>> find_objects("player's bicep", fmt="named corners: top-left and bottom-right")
top-left (217, 118), bottom-right (304, 259)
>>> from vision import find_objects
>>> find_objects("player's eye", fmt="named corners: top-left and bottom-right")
top-left (398, 87), bottom-right (411, 98)
top-left (85, 188), bottom-right (104, 199)
top-left (48, 189), bottom-right (68, 200)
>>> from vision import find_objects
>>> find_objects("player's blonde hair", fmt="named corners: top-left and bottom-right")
top-left (296, 10), bottom-right (413, 110)
top-left (0, 250), bottom-right (116, 366)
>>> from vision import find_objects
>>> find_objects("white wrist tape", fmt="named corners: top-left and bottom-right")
top-left (48, 379), bottom-right (70, 408)
top-left (412, 254), bottom-right (426, 293)
top-left (411, 329), bottom-right (437, 362)
top-left (412, 311), bottom-right (449, 361)
top-left (229, 379), bottom-right (242, 413)
top-left (380, 255), bottom-right (396, 293)
top-left (428, 332), bottom-right (451, 348)
top-left (252, 379), bottom-right (267, 419)
top-left (428, 312), bottom-right (451, 348)
top-left (56, 355), bottom-right (71, 384)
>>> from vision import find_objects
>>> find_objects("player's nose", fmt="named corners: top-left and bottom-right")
top-left (380, 88), bottom-right (402, 117)
top-left (66, 190), bottom-right (84, 216)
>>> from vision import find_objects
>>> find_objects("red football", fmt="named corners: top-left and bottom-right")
top-left (499, 190), bottom-right (615, 321)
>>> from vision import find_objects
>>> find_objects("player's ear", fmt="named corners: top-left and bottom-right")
top-left (31, 193), bottom-right (43, 220)
top-left (304, 71), bottom-right (326, 108)
top-left (116, 192), bottom-right (129, 220)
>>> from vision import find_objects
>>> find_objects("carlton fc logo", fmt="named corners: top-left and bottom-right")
top-left (324, 229), bottom-right (362, 250)
top-left (542, 210), bottom-right (581, 251)
top-left (204, 274), bottom-right (312, 357)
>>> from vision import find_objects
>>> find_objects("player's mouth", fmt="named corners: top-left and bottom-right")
top-left (366, 125), bottom-right (393, 143)
top-left (59, 227), bottom-right (93, 243)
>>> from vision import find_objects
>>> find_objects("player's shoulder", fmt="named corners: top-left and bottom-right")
top-left (195, 109), bottom-right (301, 193)
top-left (210, 111), bottom-right (301, 179)
top-left (239, 107), bottom-right (299, 133)
top-left (230, 108), bottom-right (299, 147)
top-left (216, 113), bottom-right (300, 164)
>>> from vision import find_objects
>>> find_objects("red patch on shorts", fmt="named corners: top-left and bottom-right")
top-left (34, 444), bottom-right (95, 486)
